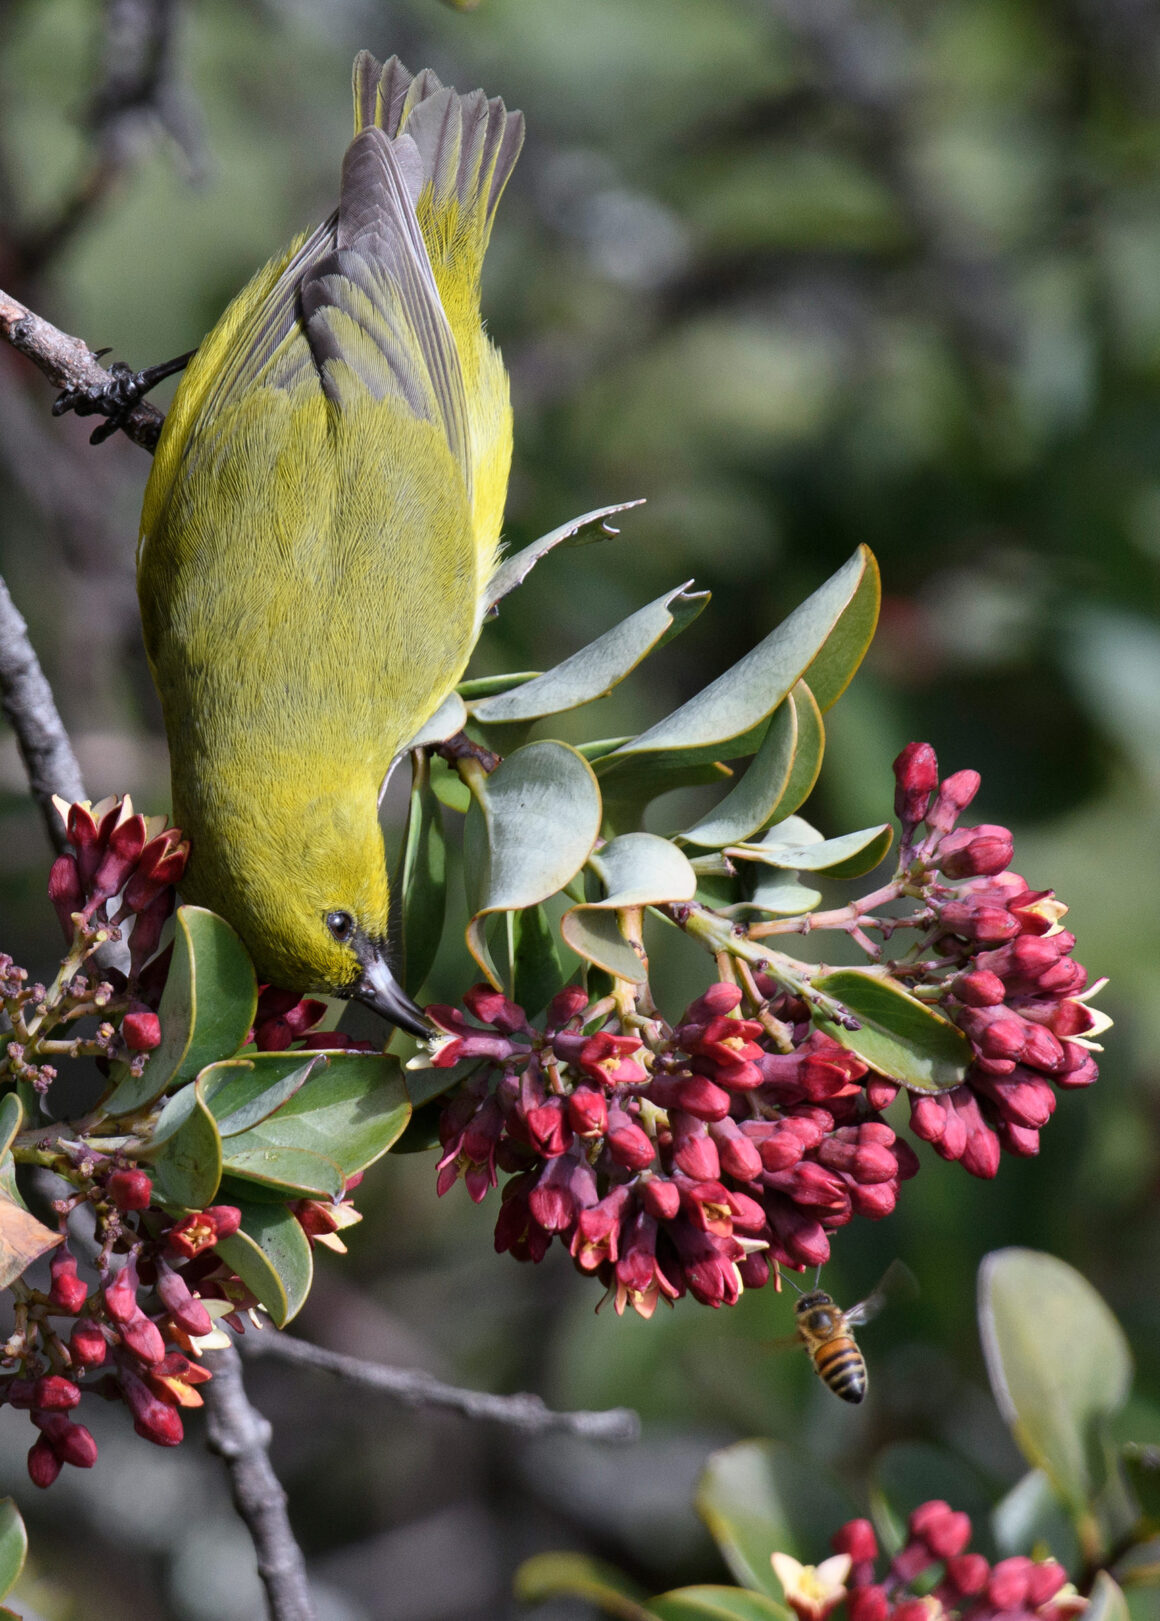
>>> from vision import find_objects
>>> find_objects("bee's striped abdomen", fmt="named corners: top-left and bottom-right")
top-left (813, 1336), bottom-right (866, 1404)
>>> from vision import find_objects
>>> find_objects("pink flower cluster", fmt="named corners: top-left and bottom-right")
top-left (890, 744), bottom-right (1102, 1179)
top-left (430, 746), bottom-right (1105, 1313)
top-left (432, 981), bottom-right (918, 1314)
top-left (829, 1505), bottom-right (1081, 1621)
top-left (50, 795), bottom-right (189, 987)
top-left (0, 1186), bottom-right (246, 1485)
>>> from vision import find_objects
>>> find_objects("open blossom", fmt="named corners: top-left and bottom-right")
top-left (429, 747), bottom-right (1105, 1316)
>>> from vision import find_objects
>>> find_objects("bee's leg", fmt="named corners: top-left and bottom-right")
top-left (53, 349), bottom-right (196, 445)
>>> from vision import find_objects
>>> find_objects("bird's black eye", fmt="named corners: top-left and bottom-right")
top-left (326, 910), bottom-right (355, 943)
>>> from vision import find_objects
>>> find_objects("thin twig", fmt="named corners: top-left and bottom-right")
top-left (0, 286), bottom-right (163, 452)
top-left (202, 1345), bottom-right (317, 1621)
top-left (244, 1331), bottom-right (642, 1442)
top-left (0, 576), bottom-right (86, 854)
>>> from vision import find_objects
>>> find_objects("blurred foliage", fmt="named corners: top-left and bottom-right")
top-left (2, 0), bottom-right (1160, 1618)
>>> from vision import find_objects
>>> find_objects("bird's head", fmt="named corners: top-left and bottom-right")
top-left (187, 791), bottom-right (429, 1038)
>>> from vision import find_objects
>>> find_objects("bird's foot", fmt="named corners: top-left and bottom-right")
top-left (53, 348), bottom-right (196, 444)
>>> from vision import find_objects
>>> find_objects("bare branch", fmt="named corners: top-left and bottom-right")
top-left (0, 286), bottom-right (164, 452)
top-left (203, 1344), bottom-right (318, 1621)
top-left (0, 576), bottom-right (86, 853)
top-left (245, 1331), bottom-right (642, 1442)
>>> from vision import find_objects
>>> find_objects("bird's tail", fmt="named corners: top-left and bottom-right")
top-left (352, 51), bottom-right (523, 297)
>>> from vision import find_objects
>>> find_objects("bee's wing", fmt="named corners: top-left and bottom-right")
top-left (844, 1259), bottom-right (918, 1329)
top-left (762, 1332), bottom-right (807, 1354)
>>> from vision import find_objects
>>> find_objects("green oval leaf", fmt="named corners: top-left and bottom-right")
top-left (214, 1199), bottom-right (314, 1327)
top-left (979, 1249), bottom-right (1133, 1520)
top-left (487, 499), bottom-right (646, 607)
top-left (201, 1055), bottom-right (321, 1137)
top-left (222, 1145), bottom-right (345, 1199)
top-left (464, 741), bottom-right (602, 987)
top-left (0, 1500), bottom-right (27, 1600)
top-left (0, 1093), bottom-right (21, 1160)
top-left (696, 1441), bottom-right (853, 1598)
top-left (514, 1552), bottom-right (651, 1619)
top-left (602, 547), bottom-right (875, 772)
top-left (681, 682), bottom-right (824, 849)
top-left (397, 751), bottom-right (447, 996)
top-left (470, 584), bottom-right (709, 723)
top-left (106, 907), bottom-right (257, 1116)
top-left (647, 1590), bottom-right (791, 1621)
top-left (215, 1052), bottom-right (410, 1179)
top-left (149, 1079), bottom-right (223, 1209)
top-left (812, 970), bottom-right (971, 1093)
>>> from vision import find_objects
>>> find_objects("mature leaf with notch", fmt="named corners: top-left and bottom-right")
top-left (469, 584), bottom-right (709, 724)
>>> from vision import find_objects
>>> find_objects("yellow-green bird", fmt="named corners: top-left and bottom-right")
top-left (136, 52), bottom-right (522, 1033)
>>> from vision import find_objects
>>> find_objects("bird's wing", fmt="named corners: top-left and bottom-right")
top-left (299, 126), bottom-right (472, 498)
top-left (353, 52), bottom-right (523, 593)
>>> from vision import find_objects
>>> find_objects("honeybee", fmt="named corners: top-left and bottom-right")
top-left (778, 1260), bottom-right (915, 1404)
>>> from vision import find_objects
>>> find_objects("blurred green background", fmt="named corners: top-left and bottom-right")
top-left (1, 0), bottom-right (1158, 1616)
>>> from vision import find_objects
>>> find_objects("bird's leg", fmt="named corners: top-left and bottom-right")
top-left (53, 348), bottom-right (197, 444)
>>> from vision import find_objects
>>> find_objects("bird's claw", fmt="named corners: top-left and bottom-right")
top-left (53, 349), bottom-right (196, 445)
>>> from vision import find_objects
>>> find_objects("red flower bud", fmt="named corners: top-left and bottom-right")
top-left (119, 1365), bottom-right (185, 1446)
top-left (567, 1086), bottom-right (608, 1138)
top-left (121, 1311), bottom-right (166, 1365)
top-left (1026, 1563), bottom-right (1067, 1606)
top-left (639, 1177), bottom-right (681, 1221)
top-left (846, 1588), bottom-right (889, 1621)
top-left (33, 1374), bottom-right (81, 1411)
top-left (40, 1415), bottom-right (98, 1469)
top-left (108, 1167), bottom-right (154, 1210)
top-left (607, 1119), bottom-right (656, 1171)
top-left (48, 853), bottom-right (83, 939)
top-left (121, 1011), bottom-right (162, 1053)
top-left (832, 1517), bottom-right (877, 1564)
top-left (547, 985), bottom-right (590, 1029)
top-left (27, 1433), bottom-right (62, 1488)
top-left (464, 984), bottom-right (527, 1033)
top-left (926, 768), bottom-right (981, 833)
top-left (937, 824), bottom-right (1014, 879)
top-left (987, 1556), bottom-right (1032, 1610)
top-left (70, 1319), bottom-right (108, 1367)
top-left (103, 1262), bottom-right (139, 1323)
top-left (893, 742), bottom-right (939, 827)
top-left (945, 1553), bottom-right (989, 1595)
top-left (49, 1250), bottom-right (88, 1314)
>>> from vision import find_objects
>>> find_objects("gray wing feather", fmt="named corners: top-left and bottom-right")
top-left (300, 127), bottom-right (471, 490)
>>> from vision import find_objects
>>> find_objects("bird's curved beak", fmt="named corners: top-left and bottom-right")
top-left (354, 950), bottom-right (429, 1038)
